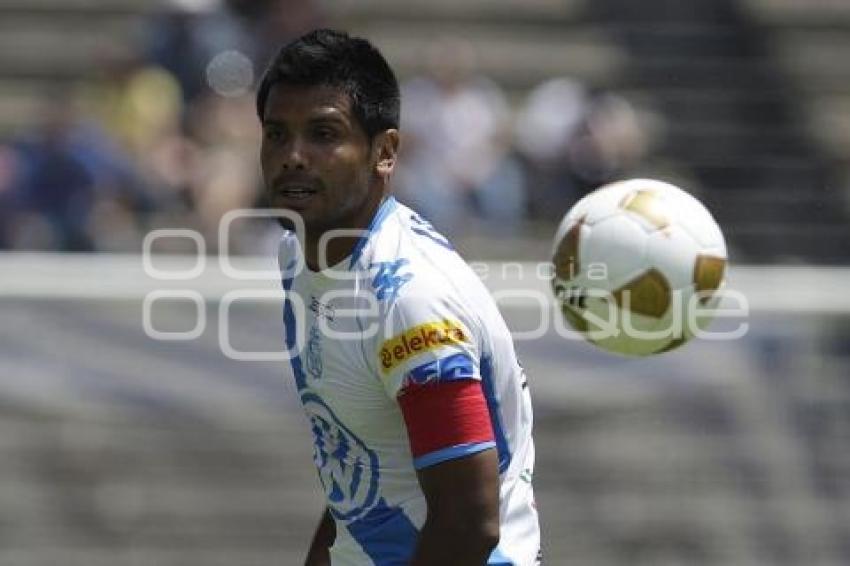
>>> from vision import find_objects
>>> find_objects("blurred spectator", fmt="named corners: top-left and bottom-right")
top-left (516, 78), bottom-right (653, 220)
top-left (87, 53), bottom-right (184, 159)
top-left (396, 38), bottom-right (526, 236)
top-left (145, 0), bottom-right (246, 106)
top-left (136, 0), bottom-right (320, 253)
top-left (3, 103), bottom-right (98, 251)
top-left (227, 0), bottom-right (326, 68)
top-left (80, 52), bottom-right (193, 249)
top-left (184, 93), bottom-right (262, 253)
top-left (0, 0), bottom-right (327, 254)
top-left (0, 145), bottom-right (18, 248)
top-left (515, 77), bottom-right (590, 220)
top-left (145, 0), bottom-right (325, 109)
top-left (569, 93), bottom-right (651, 188)
top-left (0, 80), bottom-right (160, 252)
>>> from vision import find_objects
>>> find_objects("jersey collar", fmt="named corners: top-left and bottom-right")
top-left (348, 196), bottom-right (398, 270)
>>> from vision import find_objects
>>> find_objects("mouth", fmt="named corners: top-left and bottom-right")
top-left (274, 185), bottom-right (318, 201)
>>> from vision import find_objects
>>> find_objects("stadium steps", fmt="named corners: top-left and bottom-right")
top-left (332, 0), bottom-right (585, 26)
top-left (0, 408), bottom-right (321, 564)
top-left (736, 1), bottom-right (850, 260)
top-left (739, 0), bottom-right (850, 29)
top-left (724, 222), bottom-right (850, 263)
top-left (765, 31), bottom-right (850, 168)
top-left (340, 23), bottom-right (625, 91)
top-left (0, 0), bottom-right (846, 262)
top-left (1, 297), bottom-right (849, 563)
top-left (703, 185), bottom-right (845, 220)
top-left (0, 14), bottom-right (142, 79)
top-left (739, 0), bottom-right (850, 167)
top-left (0, 0), bottom-right (157, 13)
top-left (585, 0), bottom-right (849, 263)
top-left (0, 2), bottom-right (154, 136)
top-left (332, 0), bottom-right (618, 91)
top-left (0, 0), bottom-right (624, 133)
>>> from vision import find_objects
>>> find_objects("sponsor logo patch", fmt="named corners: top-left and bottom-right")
top-left (379, 320), bottom-right (468, 374)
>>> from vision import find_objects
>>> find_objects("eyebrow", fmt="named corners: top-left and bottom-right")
top-left (309, 116), bottom-right (347, 127)
top-left (263, 112), bottom-right (348, 128)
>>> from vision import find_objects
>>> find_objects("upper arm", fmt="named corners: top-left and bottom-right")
top-left (416, 447), bottom-right (500, 530)
top-left (374, 290), bottom-right (496, 468)
top-left (375, 285), bottom-right (481, 400)
top-left (371, 272), bottom-right (502, 539)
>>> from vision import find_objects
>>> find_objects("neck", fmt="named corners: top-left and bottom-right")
top-left (303, 194), bottom-right (388, 272)
top-left (303, 232), bottom-right (358, 271)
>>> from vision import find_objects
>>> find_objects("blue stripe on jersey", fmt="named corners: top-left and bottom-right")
top-left (345, 497), bottom-right (418, 564)
top-left (488, 546), bottom-right (515, 565)
top-left (282, 275), bottom-right (307, 391)
top-left (480, 354), bottom-right (512, 473)
top-left (413, 441), bottom-right (496, 470)
top-left (349, 196), bottom-right (398, 269)
top-left (406, 352), bottom-right (475, 385)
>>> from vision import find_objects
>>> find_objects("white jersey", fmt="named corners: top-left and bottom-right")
top-left (279, 197), bottom-right (540, 565)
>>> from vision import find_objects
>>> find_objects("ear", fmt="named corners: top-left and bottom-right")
top-left (372, 129), bottom-right (400, 180)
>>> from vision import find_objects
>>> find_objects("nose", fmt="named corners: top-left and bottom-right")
top-left (282, 136), bottom-right (307, 171)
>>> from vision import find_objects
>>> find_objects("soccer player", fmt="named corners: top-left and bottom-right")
top-left (257, 29), bottom-right (540, 565)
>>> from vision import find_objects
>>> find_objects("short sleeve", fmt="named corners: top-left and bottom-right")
top-left (374, 290), bottom-right (496, 469)
top-left (375, 291), bottom-right (480, 399)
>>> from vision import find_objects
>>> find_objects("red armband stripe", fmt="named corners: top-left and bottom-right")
top-left (398, 379), bottom-right (495, 463)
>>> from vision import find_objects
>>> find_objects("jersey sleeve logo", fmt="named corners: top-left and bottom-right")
top-left (379, 320), bottom-right (469, 374)
top-left (401, 352), bottom-right (475, 389)
top-left (410, 214), bottom-right (454, 250)
top-left (370, 259), bottom-right (413, 302)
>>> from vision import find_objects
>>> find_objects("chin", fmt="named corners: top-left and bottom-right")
top-left (267, 200), bottom-right (316, 232)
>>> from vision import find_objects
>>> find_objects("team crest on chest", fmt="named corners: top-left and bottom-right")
top-left (301, 393), bottom-right (380, 521)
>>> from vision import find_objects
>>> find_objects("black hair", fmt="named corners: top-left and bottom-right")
top-left (256, 29), bottom-right (400, 139)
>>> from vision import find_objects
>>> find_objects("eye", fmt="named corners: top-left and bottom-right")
top-left (263, 127), bottom-right (284, 143)
top-left (312, 127), bottom-right (339, 142)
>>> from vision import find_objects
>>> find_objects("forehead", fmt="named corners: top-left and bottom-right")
top-left (263, 84), bottom-right (354, 125)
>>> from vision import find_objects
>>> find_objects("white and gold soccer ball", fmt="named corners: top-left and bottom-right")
top-left (551, 178), bottom-right (727, 356)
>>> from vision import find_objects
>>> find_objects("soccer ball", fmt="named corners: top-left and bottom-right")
top-left (551, 178), bottom-right (727, 356)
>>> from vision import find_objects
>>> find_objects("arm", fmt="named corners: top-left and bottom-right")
top-left (376, 294), bottom-right (500, 563)
top-left (304, 507), bottom-right (335, 566)
top-left (410, 448), bottom-right (501, 565)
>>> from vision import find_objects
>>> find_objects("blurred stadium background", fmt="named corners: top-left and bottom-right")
top-left (0, 0), bottom-right (849, 564)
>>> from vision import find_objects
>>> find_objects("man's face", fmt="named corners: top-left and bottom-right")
top-left (260, 84), bottom-right (382, 235)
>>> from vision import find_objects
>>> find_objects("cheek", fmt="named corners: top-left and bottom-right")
top-left (259, 146), bottom-right (274, 177)
top-left (321, 151), bottom-right (357, 181)
top-left (338, 147), bottom-right (372, 179)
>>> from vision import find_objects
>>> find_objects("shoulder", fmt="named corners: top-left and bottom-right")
top-left (367, 200), bottom-right (475, 293)
top-left (372, 276), bottom-right (482, 399)
top-left (372, 227), bottom-right (480, 321)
